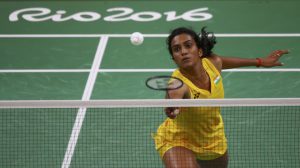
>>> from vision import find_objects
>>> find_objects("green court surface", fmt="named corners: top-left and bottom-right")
top-left (0, 1), bottom-right (299, 168)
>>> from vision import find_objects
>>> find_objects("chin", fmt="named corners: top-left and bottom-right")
top-left (180, 62), bottom-right (194, 69)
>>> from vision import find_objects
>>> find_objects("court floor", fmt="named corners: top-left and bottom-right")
top-left (0, 1), bottom-right (299, 168)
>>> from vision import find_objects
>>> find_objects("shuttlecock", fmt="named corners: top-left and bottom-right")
top-left (130, 32), bottom-right (144, 46)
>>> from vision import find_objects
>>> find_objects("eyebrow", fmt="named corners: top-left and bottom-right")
top-left (171, 39), bottom-right (193, 48)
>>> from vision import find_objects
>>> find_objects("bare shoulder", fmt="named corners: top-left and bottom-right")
top-left (207, 53), bottom-right (222, 73)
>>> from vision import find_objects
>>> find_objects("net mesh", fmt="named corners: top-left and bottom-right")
top-left (0, 99), bottom-right (299, 168)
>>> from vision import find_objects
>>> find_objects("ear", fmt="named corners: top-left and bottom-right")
top-left (198, 49), bottom-right (203, 57)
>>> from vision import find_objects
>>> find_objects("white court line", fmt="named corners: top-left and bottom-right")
top-left (222, 68), bottom-right (300, 72)
top-left (61, 36), bottom-right (108, 168)
top-left (1, 68), bottom-right (300, 73)
top-left (0, 69), bottom-right (90, 73)
top-left (1, 33), bottom-right (300, 38)
top-left (98, 68), bottom-right (300, 73)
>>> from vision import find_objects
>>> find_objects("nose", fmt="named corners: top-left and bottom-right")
top-left (181, 47), bottom-right (188, 56)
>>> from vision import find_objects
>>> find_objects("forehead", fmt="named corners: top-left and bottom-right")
top-left (171, 33), bottom-right (194, 46)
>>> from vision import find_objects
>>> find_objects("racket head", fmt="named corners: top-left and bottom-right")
top-left (145, 75), bottom-right (184, 91)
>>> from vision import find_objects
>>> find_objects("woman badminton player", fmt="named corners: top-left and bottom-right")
top-left (151, 27), bottom-right (288, 168)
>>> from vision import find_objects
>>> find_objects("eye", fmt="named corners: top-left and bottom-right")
top-left (172, 45), bottom-right (180, 53)
top-left (184, 41), bottom-right (193, 48)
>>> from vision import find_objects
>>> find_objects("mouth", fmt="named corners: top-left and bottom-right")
top-left (181, 57), bottom-right (190, 63)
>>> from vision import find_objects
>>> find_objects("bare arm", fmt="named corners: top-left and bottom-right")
top-left (164, 84), bottom-right (189, 119)
top-left (219, 50), bottom-right (289, 69)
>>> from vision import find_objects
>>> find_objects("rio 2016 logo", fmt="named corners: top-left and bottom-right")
top-left (9, 7), bottom-right (213, 22)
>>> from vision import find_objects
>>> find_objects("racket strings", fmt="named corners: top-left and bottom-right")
top-left (146, 76), bottom-right (183, 91)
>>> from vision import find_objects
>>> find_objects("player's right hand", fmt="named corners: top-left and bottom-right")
top-left (164, 107), bottom-right (180, 119)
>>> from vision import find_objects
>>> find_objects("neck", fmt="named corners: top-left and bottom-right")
top-left (179, 58), bottom-right (211, 92)
top-left (180, 59), bottom-right (207, 80)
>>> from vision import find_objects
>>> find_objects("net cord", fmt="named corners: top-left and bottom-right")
top-left (0, 98), bottom-right (299, 108)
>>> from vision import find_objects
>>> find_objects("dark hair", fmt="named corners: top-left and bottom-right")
top-left (167, 27), bottom-right (216, 57)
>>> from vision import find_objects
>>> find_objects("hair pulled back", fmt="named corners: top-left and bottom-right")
top-left (167, 27), bottom-right (216, 57)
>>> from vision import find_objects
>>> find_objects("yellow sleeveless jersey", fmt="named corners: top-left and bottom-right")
top-left (153, 58), bottom-right (227, 160)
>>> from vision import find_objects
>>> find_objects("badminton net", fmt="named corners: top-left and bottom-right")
top-left (0, 98), bottom-right (299, 168)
